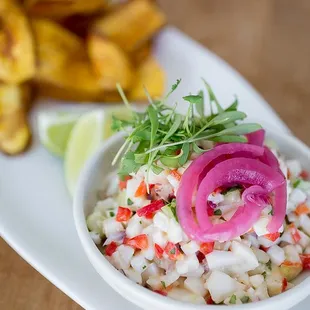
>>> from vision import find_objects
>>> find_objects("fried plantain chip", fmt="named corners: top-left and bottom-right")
top-left (32, 19), bottom-right (103, 101)
top-left (92, 0), bottom-right (165, 52)
top-left (88, 35), bottom-right (134, 91)
top-left (129, 56), bottom-right (165, 101)
top-left (130, 40), bottom-right (152, 65)
top-left (0, 0), bottom-right (35, 83)
top-left (25, 0), bottom-right (106, 18)
top-left (0, 83), bottom-right (31, 155)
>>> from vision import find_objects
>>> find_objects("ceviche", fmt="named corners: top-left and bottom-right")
top-left (87, 80), bottom-right (310, 305)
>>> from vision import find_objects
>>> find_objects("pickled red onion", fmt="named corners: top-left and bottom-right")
top-left (246, 129), bottom-right (265, 147)
top-left (176, 142), bottom-right (286, 242)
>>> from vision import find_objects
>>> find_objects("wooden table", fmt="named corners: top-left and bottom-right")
top-left (2, 0), bottom-right (310, 309)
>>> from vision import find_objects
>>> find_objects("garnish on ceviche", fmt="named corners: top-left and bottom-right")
top-left (87, 80), bottom-right (310, 305)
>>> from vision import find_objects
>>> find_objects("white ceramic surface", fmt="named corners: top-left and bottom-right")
top-left (1, 26), bottom-right (309, 309)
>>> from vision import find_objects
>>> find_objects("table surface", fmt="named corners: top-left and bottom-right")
top-left (2, 0), bottom-right (310, 309)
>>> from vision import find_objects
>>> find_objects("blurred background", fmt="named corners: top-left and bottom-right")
top-left (1, 0), bottom-right (310, 309)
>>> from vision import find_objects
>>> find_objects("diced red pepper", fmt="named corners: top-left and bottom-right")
top-left (295, 203), bottom-right (310, 216)
top-left (135, 180), bottom-right (147, 197)
top-left (137, 200), bottom-right (164, 218)
top-left (260, 245), bottom-right (270, 252)
top-left (153, 290), bottom-right (167, 296)
top-left (119, 175), bottom-right (132, 190)
top-left (170, 169), bottom-right (181, 181)
top-left (300, 170), bottom-right (309, 180)
top-left (124, 234), bottom-right (148, 250)
top-left (288, 223), bottom-right (301, 243)
top-left (154, 243), bottom-right (164, 259)
top-left (200, 242), bottom-right (215, 255)
top-left (300, 254), bottom-right (310, 269)
top-left (206, 295), bottom-right (214, 304)
top-left (264, 232), bottom-right (280, 242)
top-left (196, 251), bottom-right (205, 263)
top-left (282, 278), bottom-right (288, 292)
top-left (213, 187), bottom-right (223, 194)
top-left (164, 242), bottom-right (182, 260)
top-left (105, 241), bottom-right (118, 256)
top-left (116, 207), bottom-right (132, 222)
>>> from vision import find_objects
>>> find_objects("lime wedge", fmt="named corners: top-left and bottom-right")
top-left (64, 107), bottom-right (131, 196)
top-left (38, 112), bottom-right (80, 157)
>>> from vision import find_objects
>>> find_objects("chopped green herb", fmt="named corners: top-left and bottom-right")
top-left (162, 199), bottom-right (178, 222)
top-left (266, 260), bottom-right (272, 270)
top-left (241, 296), bottom-right (250, 304)
top-left (127, 198), bottom-right (133, 205)
top-left (229, 294), bottom-right (237, 304)
top-left (112, 80), bottom-right (262, 185)
top-left (109, 211), bottom-right (115, 217)
top-left (268, 208), bottom-right (274, 216)
top-left (262, 271), bottom-right (267, 279)
top-left (139, 221), bottom-right (142, 225)
top-left (214, 209), bottom-right (222, 216)
top-left (161, 281), bottom-right (166, 289)
top-left (143, 265), bottom-right (147, 270)
top-left (293, 179), bottom-right (301, 188)
top-left (170, 248), bottom-right (176, 255)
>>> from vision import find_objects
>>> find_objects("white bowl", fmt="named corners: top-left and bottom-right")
top-left (73, 130), bottom-right (310, 310)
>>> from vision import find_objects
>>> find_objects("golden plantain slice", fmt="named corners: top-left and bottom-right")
top-left (92, 0), bottom-right (165, 52)
top-left (24, 0), bottom-right (106, 18)
top-left (130, 40), bottom-right (152, 65)
top-left (88, 35), bottom-right (134, 91)
top-left (0, 83), bottom-right (31, 155)
top-left (32, 19), bottom-right (103, 101)
top-left (129, 56), bottom-right (165, 101)
top-left (0, 0), bottom-right (35, 83)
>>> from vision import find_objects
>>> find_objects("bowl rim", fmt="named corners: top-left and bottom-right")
top-left (73, 130), bottom-right (310, 309)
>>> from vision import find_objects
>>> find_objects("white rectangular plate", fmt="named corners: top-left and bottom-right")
top-left (0, 27), bottom-right (308, 310)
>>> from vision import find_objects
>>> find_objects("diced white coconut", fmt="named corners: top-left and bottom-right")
top-left (222, 189), bottom-right (241, 205)
top-left (131, 253), bottom-right (149, 273)
top-left (167, 288), bottom-right (206, 304)
top-left (176, 255), bottom-right (199, 275)
top-left (281, 231), bottom-right (294, 244)
top-left (146, 276), bottom-right (162, 290)
top-left (255, 282), bottom-right (269, 300)
top-left (182, 265), bottom-right (205, 278)
top-left (287, 211), bottom-right (299, 223)
top-left (231, 241), bottom-right (259, 272)
top-left (222, 207), bottom-right (238, 221)
top-left (126, 215), bottom-right (143, 238)
top-left (299, 214), bottom-right (310, 236)
top-left (141, 235), bottom-right (155, 260)
top-left (105, 174), bottom-right (119, 196)
top-left (246, 234), bottom-right (260, 248)
top-left (153, 212), bottom-right (169, 232)
top-left (249, 275), bottom-right (264, 288)
top-left (295, 244), bottom-right (303, 254)
top-left (283, 244), bottom-right (301, 263)
top-left (142, 263), bottom-right (163, 282)
top-left (237, 273), bottom-right (250, 286)
top-left (102, 218), bottom-right (124, 237)
top-left (253, 216), bottom-right (270, 236)
top-left (206, 271), bottom-right (238, 304)
top-left (258, 235), bottom-right (280, 248)
top-left (208, 192), bottom-right (224, 205)
top-left (206, 250), bottom-right (241, 271)
top-left (184, 277), bottom-right (207, 296)
top-left (117, 245), bottom-right (135, 269)
top-left (152, 228), bottom-right (168, 248)
top-left (290, 188), bottom-right (307, 206)
top-left (86, 211), bottom-right (105, 234)
top-left (241, 239), bottom-right (252, 248)
top-left (181, 241), bottom-right (200, 256)
top-left (298, 229), bottom-right (310, 248)
top-left (286, 160), bottom-right (302, 178)
top-left (267, 245), bottom-right (285, 266)
top-left (124, 268), bottom-right (142, 284)
top-left (167, 174), bottom-right (180, 192)
top-left (248, 263), bottom-right (266, 276)
top-left (252, 247), bottom-right (270, 264)
top-left (89, 231), bottom-right (101, 244)
top-left (247, 287), bottom-right (259, 302)
top-left (167, 218), bottom-right (183, 243)
top-left (160, 270), bottom-right (180, 287)
top-left (287, 201), bottom-right (296, 213)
